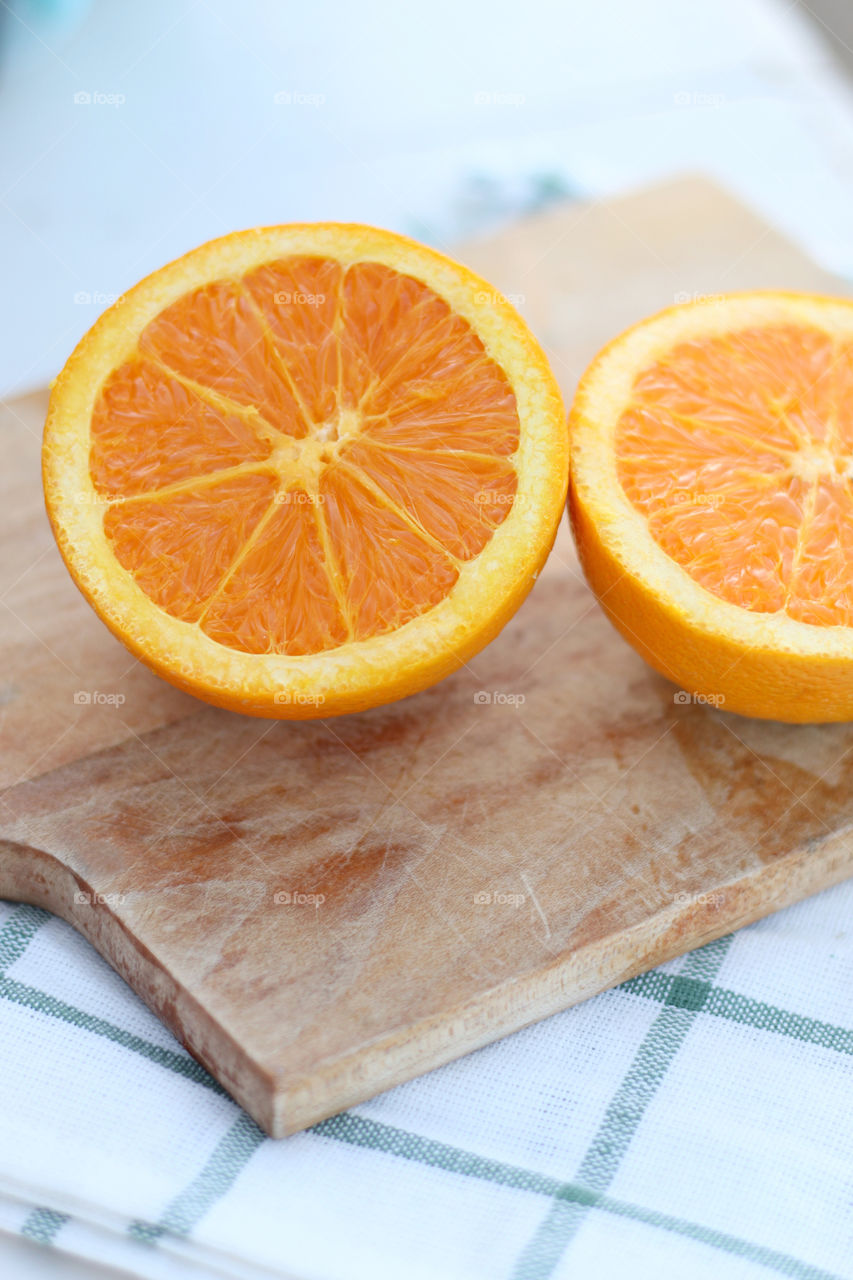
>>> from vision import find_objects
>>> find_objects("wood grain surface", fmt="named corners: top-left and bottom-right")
top-left (2, 177), bottom-right (851, 1136)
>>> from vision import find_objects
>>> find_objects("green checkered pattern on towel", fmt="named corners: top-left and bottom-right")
top-left (0, 890), bottom-right (852, 1280)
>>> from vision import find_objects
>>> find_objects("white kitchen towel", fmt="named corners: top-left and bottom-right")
top-left (0, 876), bottom-right (852, 1280)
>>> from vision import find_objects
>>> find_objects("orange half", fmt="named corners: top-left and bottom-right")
top-left (570, 292), bottom-right (853, 723)
top-left (44, 225), bottom-right (567, 717)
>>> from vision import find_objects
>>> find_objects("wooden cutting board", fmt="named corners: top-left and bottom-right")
top-left (2, 177), bottom-right (852, 1137)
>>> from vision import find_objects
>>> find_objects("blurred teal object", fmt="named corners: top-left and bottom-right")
top-left (2, 0), bottom-right (91, 62)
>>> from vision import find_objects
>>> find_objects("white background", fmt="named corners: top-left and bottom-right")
top-left (3, 0), bottom-right (853, 398)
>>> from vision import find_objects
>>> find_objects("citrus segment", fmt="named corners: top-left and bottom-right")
top-left (340, 261), bottom-right (473, 408)
top-left (44, 224), bottom-right (567, 717)
top-left (91, 359), bottom-right (273, 497)
top-left (340, 440), bottom-right (517, 559)
top-left (200, 494), bottom-right (348, 655)
top-left (139, 280), bottom-right (309, 435)
top-left (319, 467), bottom-right (459, 639)
top-left (631, 326), bottom-right (833, 448)
top-left (364, 406), bottom-right (519, 456)
top-left (243, 257), bottom-right (342, 423)
top-left (787, 478), bottom-right (853, 627)
top-left (103, 473), bottom-right (277, 624)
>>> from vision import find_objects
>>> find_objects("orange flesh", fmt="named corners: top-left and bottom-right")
top-left (616, 324), bottom-right (853, 626)
top-left (91, 258), bottom-right (519, 654)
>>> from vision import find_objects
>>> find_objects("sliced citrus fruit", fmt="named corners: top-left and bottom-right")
top-left (43, 225), bottom-right (567, 718)
top-left (570, 292), bottom-right (853, 723)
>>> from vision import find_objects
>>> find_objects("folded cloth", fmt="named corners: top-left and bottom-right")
top-left (0, 880), bottom-right (852, 1280)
